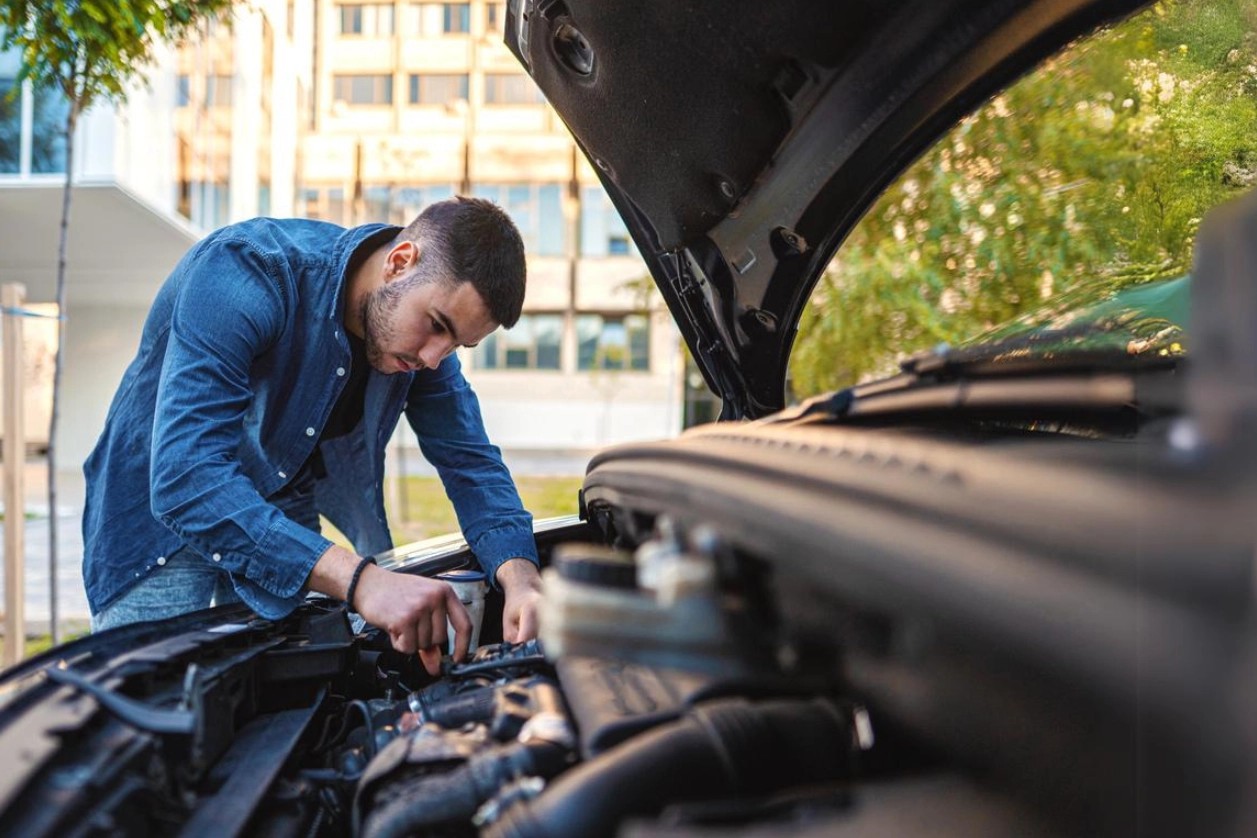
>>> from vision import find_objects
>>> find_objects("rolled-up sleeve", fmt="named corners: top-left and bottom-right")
top-left (149, 237), bottom-right (333, 610)
top-left (404, 355), bottom-right (538, 585)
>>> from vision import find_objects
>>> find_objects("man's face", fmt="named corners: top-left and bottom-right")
top-left (360, 274), bottom-right (499, 374)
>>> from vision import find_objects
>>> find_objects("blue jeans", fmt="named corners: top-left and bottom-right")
top-left (90, 547), bottom-right (244, 632)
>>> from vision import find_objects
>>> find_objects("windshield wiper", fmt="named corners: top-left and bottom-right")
top-left (769, 349), bottom-right (1181, 425)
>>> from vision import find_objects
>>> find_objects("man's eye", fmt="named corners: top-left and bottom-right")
top-left (431, 318), bottom-right (445, 334)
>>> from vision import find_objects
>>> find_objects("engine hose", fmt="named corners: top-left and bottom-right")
top-left (360, 740), bottom-right (571, 838)
top-left (484, 698), bottom-right (854, 838)
top-left (360, 769), bottom-right (483, 838)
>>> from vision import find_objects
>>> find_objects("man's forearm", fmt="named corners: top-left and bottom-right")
top-left (308, 543), bottom-right (364, 602)
top-left (495, 556), bottom-right (542, 592)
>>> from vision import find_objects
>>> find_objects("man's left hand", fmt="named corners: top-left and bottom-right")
top-left (496, 557), bottom-right (543, 643)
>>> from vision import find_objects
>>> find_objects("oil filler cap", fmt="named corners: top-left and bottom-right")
top-left (553, 543), bottom-right (637, 589)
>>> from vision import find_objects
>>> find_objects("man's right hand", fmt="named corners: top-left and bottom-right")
top-left (309, 544), bottom-right (471, 675)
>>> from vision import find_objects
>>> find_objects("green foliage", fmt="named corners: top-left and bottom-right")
top-left (0, 0), bottom-right (233, 111)
top-left (791, 0), bottom-right (1257, 397)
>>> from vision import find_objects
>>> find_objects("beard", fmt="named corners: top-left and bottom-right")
top-left (359, 265), bottom-right (443, 372)
top-left (359, 280), bottom-right (406, 372)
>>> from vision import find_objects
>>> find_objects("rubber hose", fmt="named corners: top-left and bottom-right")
top-left (361, 740), bottom-right (571, 838)
top-left (360, 768), bottom-right (482, 838)
top-left (484, 698), bottom-right (851, 838)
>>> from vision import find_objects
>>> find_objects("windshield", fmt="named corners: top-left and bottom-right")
top-left (790, 0), bottom-right (1255, 397)
top-left (950, 273), bottom-right (1189, 365)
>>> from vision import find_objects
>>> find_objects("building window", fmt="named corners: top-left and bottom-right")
top-left (408, 73), bottom-right (468, 105)
top-left (475, 313), bottom-right (563, 370)
top-left (333, 74), bottom-right (394, 106)
top-left (206, 74), bottom-right (234, 107)
top-left (392, 184), bottom-right (456, 222)
top-left (363, 185), bottom-right (391, 220)
top-left (191, 181), bottom-right (231, 230)
top-left (484, 73), bottom-right (544, 105)
top-left (258, 182), bottom-right (272, 216)
top-left (577, 314), bottom-right (650, 371)
top-left (443, 3), bottom-right (471, 33)
top-left (580, 185), bottom-right (636, 257)
top-left (301, 187), bottom-right (320, 217)
top-left (0, 75), bottom-right (21, 174)
top-left (472, 183), bottom-right (564, 256)
top-left (176, 74), bottom-right (191, 107)
top-left (339, 3), bottom-right (395, 36)
top-left (301, 184), bottom-right (459, 225)
top-left (486, 2), bottom-right (504, 33)
top-left (0, 46), bottom-right (70, 177)
top-left (327, 188), bottom-right (348, 224)
top-left (31, 85), bottom-right (69, 174)
top-left (408, 3), bottom-right (470, 35)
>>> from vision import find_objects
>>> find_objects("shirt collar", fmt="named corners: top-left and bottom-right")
top-left (330, 223), bottom-right (402, 323)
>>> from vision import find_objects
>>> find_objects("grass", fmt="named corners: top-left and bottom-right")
top-left (1, 628), bottom-right (89, 663)
top-left (325, 474), bottom-right (585, 548)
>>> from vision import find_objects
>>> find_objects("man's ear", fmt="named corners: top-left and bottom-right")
top-left (384, 240), bottom-right (420, 282)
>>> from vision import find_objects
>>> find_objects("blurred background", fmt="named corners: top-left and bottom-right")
top-left (1, 0), bottom-right (1253, 638)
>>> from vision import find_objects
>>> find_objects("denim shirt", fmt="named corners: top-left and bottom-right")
top-left (82, 218), bottom-right (537, 618)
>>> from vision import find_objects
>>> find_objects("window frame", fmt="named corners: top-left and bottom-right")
top-left (483, 72), bottom-right (545, 106)
top-left (337, 3), bottom-right (396, 36)
top-left (333, 73), bottom-right (395, 106)
top-left (407, 73), bottom-right (469, 106)
top-left (576, 312), bottom-right (651, 373)
top-left (473, 312), bottom-right (565, 372)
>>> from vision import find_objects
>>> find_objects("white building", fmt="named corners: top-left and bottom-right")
top-left (0, 2), bottom-right (316, 469)
top-left (1, 0), bottom-right (685, 487)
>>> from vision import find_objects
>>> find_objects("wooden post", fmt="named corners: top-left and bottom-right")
top-left (2, 283), bottom-right (27, 665)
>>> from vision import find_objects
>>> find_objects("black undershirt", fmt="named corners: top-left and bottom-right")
top-left (270, 226), bottom-right (393, 505)
top-left (307, 331), bottom-right (369, 480)
top-left (322, 330), bottom-right (370, 441)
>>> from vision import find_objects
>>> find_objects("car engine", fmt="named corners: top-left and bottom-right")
top-left (268, 521), bottom-right (875, 838)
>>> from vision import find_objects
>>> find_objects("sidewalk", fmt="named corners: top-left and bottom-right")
top-left (0, 458), bottom-right (90, 632)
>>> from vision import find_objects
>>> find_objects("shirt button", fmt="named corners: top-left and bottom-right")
top-left (336, 367), bottom-right (346, 377)
top-left (157, 556), bottom-right (167, 566)
top-left (306, 427), bottom-right (315, 436)
top-left (278, 470), bottom-right (287, 479)
top-left (212, 553), bottom-right (222, 562)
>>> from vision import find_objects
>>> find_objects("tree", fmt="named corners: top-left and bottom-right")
top-left (0, 0), bottom-right (234, 640)
top-left (791, 0), bottom-right (1257, 397)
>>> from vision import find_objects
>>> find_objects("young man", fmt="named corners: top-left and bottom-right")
top-left (83, 197), bottom-right (542, 674)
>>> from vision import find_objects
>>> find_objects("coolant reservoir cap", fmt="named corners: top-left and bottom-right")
top-left (436, 569), bottom-right (487, 582)
top-left (553, 543), bottom-right (638, 589)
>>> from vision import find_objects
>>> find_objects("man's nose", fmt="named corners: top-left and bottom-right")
top-left (419, 340), bottom-right (454, 369)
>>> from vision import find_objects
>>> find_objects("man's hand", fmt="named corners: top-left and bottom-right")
top-left (310, 545), bottom-right (471, 675)
top-left (496, 557), bottom-right (543, 643)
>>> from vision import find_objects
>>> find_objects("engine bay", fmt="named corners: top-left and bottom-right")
top-left (1, 418), bottom-right (1251, 837)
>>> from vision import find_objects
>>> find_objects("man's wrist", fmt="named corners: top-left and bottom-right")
top-left (309, 543), bottom-right (366, 600)
top-left (345, 556), bottom-right (376, 610)
top-left (495, 557), bottom-right (541, 591)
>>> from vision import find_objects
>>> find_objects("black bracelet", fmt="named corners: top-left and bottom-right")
top-left (345, 557), bottom-right (376, 612)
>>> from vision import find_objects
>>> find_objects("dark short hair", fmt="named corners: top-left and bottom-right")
top-left (398, 196), bottom-right (526, 328)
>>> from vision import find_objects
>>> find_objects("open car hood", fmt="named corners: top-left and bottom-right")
top-left (506, 0), bottom-right (1148, 418)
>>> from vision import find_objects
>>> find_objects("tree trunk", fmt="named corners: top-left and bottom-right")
top-left (47, 101), bottom-right (78, 644)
